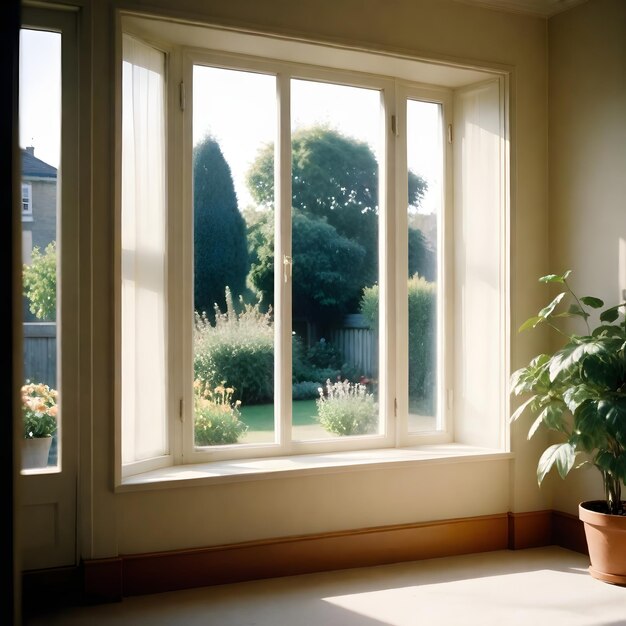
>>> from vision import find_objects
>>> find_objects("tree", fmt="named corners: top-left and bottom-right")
top-left (246, 126), bottom-right (429, 286)
top-left (248, 212), bottom-right (367, 324)
top-left (23, 241), bottom-right (56, 321)
top-left (193, 135), bottom-right (249, 316)
top-left (408, 227), bottom-right (436, 281)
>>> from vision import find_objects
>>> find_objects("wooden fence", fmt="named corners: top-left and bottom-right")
top-left (22, 322), bottom-right (57, 387)
top-left (331, 314), bottom-right (378, 378)
top-left (22, 319), bottom-right (377, 386)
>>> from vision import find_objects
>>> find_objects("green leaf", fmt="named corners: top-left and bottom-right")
top-left (573, 400), bottom-right (606, 451)
top-left (510, 355), bottom-right (551, 395)
top-left (537, 442), bottom-right (576, 484)
top-left (510, 396), bottom-right (536, 423)
top-left (600, 307), bottom-right (620, 323)
top-left (563, 385), bottom-right (595, 413)
top-left (581, 296), bottom-right (604, 309)
top-left (538, 400), bottom-right (567, 431)
top-left (615, 455), bottom-right (626, 483)
top-left (527, 413), bottom-right (544, 440)
top-left (530, 353), bottom-right (551, 368)
top-left (548, 339), bottom-right (607, 382)
top-left (595, 450), bottom-right (617, 473)
top-left (538, 292), bottom-right (566, 319)
top-left (581, 354), bottom-right (623, 388)
top-left (592, 325), bottom-right (625, 338)
top-left (518, 316), bottom-right (543, 332)
top-left (598, 398), bottom-right (626, 442)
top-left (566, 303), bottom-right (589, 319)
top-left (539, 271), bottom-right (572, 284)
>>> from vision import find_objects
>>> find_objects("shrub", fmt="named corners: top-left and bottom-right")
top-left (23, 241), bottom-right (56, 321)
top-left (407, 275), bottom-right (437, 403)
top-left (316, 379), bottom-right (378, 436)
top-left (361, 275), bottom-right (436, 407)
top-left (194, 288), bottom-right (273, 405)
top-left (194, 381), bottom-right (248, 446)
top-left (292, 335), bottom-right (348, 384)
top-left (292, 381), bottom-right (322, 401)
top-left (306, 338), bottom-right (343, 370)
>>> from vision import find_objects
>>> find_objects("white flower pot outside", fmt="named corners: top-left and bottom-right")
top-left (21, 437), bottom-right (52, 469)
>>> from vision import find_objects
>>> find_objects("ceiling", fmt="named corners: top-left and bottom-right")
top-left (451, 0), bottom-right (589, 17)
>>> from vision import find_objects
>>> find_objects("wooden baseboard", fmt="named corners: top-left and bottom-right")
top-left (85, 513), bottom-right (509, 599)
top-left (552, 510), bottom-right (588, 555)
top-left (81, 509), bottom-right (588, 601)
top-left (508, 510), bottom-right (553, 549)
top-left (21, 565), bottom-right (83, 618)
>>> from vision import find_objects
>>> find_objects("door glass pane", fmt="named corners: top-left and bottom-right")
top-left (20, 28), bottom-right (61, 472)
top-left (193, 66), bottom-right (276, 446)
top-left (406, 99), bottom-right (441, 433)
top-left (290, 79), bottom-right (381, 441)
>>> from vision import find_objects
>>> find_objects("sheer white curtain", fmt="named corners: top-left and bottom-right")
top-left (121, 35), bottom-right (168, 463)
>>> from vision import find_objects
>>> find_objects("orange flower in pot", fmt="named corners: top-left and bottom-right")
top-left (21, 381), bottom-right (58, 469)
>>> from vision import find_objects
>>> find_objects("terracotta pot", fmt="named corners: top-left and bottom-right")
top-left (579, 500), bottom-right (626, 586)
top-left (21, 436), bottom-right (52, 469)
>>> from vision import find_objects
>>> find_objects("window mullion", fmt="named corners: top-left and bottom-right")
top-left (171, 47), bottom-right (187, 463)
top-left (275, 72), bottom-right (292, 450)
top-left (393, 87), bottom-right (409, 446)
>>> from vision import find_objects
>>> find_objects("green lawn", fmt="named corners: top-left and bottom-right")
top-left (239, 399), bottom-right (318, 431)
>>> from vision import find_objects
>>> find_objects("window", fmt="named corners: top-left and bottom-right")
top-left (19, 7), bottom-right (81, 571)
top-left (118, 15), bottom-right (509, 480)
top-left (22, 182), bottom-right (33, 219)
top-left (20, 27), bottom-right (61, 472)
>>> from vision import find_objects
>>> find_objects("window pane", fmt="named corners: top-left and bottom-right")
top-left (20, 29), bottom-right (61, 471)
top-left (121, 36), bottom-right (168, 462)
top-left (290, 79), bottom-right (381, 441)
top-left (406, 100), bottom-right (441, 433)
top-left (192, 66), bottom-right (276, 447)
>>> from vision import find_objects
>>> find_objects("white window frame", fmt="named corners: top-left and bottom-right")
top-left (181, 51), bottom-right (409, 463)
top-left (116, 13), bottom-right (510, 482)
top-left (394, 84), bottom-right (454, 448)
top-left (22, 182), bottom-right (33, 220)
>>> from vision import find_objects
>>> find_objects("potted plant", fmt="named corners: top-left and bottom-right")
top-left (511, 270), bottom-right (626, 584)
top-left (21, 381), bottom-right (58, 469)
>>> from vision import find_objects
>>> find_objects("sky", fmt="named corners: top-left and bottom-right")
top-left (19, 30), bottom-right (442, 215)
top-left (193, 65), bottom-right (442, 215)
top-left (19, 29), bottom-right (61, 169)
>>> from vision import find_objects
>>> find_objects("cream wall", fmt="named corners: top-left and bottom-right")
top-left (548, 0), bottom-right (626, 515)
top-left (76, 0), bottom-right (550, 558)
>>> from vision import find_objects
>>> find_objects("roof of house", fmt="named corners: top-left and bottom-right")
top-left (21, 148), bottom-right (57, 179)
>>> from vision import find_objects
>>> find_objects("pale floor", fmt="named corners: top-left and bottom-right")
top-left (24, 547), bottom-right (626, 626)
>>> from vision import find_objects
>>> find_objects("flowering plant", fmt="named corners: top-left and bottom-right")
top-left (22, 381), bottom-right (58, 439)
top-left (316, 379), bottom-right (378, 436)
top-left (194, 380), bottom-right (248, 446)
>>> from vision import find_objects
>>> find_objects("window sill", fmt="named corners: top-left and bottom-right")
top-left (117, 444), bottom-right (513, 492)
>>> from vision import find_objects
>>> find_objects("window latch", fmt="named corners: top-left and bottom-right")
top-left (391, 115), bottom-right (399, 137)
top-left (283, 255), bottom-right (293, 283)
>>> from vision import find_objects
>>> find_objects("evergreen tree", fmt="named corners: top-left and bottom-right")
top-left (193, 136), bottom-right (249, 316)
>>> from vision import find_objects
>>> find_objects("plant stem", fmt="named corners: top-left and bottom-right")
top-left (564, 278), bottom-right (591, 335)
top-left (546, 320), bottom-right (571, 339)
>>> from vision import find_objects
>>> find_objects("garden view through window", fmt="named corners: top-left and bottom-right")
top-left (191, 66), bottom-right (440, 448)
top-left (20, 28), bottom-right (61, 471)
top-left (407, 99), bottom-right (441, 433)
